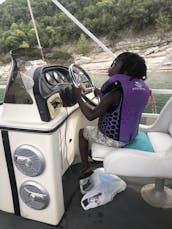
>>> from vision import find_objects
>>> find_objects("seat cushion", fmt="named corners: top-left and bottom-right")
top-left (92, 143), bottom-right (115, 161)
top-left (124, 131), bottom-right (154, 152)
top-left (92, 131), bottom-right (154, 161)
top-left (147, 132), bottom-right (172, 152)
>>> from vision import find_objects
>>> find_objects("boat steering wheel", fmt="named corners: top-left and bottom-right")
top-left (69, 64), bottom-right (99, 106)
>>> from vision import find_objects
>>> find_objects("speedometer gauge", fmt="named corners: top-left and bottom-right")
top-left (45, 72), bottom-right (55, 85)
top-left (53, 71), bottom-right (65, 82)
top-left (58, 71), bottom-right (65, 81)
top-left (45, 73), bottom-right (51, 83)
top-left (53, 72), bottom-right (59, 82)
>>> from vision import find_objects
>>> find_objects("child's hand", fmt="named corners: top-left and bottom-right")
top-left (72, 85), bottom-right (82, 100)
top-left (94, 87), bottom-right (100, 97)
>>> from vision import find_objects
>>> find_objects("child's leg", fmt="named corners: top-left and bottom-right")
top-left (79, 128), bottom-right (91, 174)
top-left (79, 128), bottom-right (94, 193)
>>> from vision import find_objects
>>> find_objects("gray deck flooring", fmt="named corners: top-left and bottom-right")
top-left (1, 163), bottom-right (172, 229)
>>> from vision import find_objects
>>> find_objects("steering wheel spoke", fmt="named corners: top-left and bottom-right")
top-left (69, 64), bottom-right (99, 105)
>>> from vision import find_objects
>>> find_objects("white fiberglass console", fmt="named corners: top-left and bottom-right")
top-left (0, 48), bottom-right (95, 225)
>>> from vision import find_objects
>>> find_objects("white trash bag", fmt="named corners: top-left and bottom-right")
top-left (80, 168), bottom-right (107, 194)
top-left (81, 168), bottom-right (127, 210)
top-left (80, 176), bottom-right (94, 195)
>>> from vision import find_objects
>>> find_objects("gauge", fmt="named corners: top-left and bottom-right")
top-left (45, 72), bottom-right (51, 83)
top-left (58, 71), bottom-right (65, 81)
top-left (45, 72), bottom-right (55, 85)
top-left (54, 71), bottom-right (66, 82)
top-left (53, 71), bottom-right (60, 82)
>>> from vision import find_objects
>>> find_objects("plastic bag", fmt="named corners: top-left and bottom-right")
top-left (80, 168), bottom-right (127, 210)
top-left (80, 175), bottom-right (94, 195)
top-left (80, 168), bottom-right (106, 194)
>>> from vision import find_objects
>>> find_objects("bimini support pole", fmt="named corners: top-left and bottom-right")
top-left (27, 0), bottom-right (45, 61)
top-left (148, 51), bottom-right (172, 77)
top-left (50, 0), bottom-right (115, 58)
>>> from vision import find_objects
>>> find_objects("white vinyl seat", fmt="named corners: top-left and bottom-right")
top-left (92, 96), bottom-right (172, 208)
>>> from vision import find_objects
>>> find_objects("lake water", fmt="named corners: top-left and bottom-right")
top-left (0, 70), bottom-right (171, 113)
top-left (145, 71), bottom-right (172, 113)
top-left (91, 70), bottom-right (172, 114)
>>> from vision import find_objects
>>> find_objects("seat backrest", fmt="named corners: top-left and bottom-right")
top-left (168, 121), bottom-right (172, 137)
top-left (149, 96), bottom-right (172, 133)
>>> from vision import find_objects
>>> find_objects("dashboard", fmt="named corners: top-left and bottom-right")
top-left (37, 66), bottom-right (71, 99)
top-left (44, 68), bottom-right (69, 86)
top-left (34, 65), bottom-right (93, 100)
top-left (33, 65), bottom-right (76, 121)
top-left (33, 64), bottom-right (95, 121)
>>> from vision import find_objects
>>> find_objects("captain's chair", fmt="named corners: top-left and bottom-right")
top-left (92, 96), bottom-right (172, 208)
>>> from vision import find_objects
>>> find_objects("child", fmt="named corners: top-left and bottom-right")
top-left (73, 52), bottom-right (150, 179)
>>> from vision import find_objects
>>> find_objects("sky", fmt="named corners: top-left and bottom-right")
top-left (0, 0), bottom-right (5, 4)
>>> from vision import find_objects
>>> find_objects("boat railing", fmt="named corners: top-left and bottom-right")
top-left (151, 88), bottom-right (172, 95)
top-left (0, 85), bottom-right (6, 89)
top-left (0, 84), bottom-right (171, 121)
top-left (141, 88), bottom-right (172, 124)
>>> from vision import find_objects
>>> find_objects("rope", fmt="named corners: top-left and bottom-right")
top-left (149, 89), bottom-right (157, 113)
top-left (27, 0), bottom-right (45, 61)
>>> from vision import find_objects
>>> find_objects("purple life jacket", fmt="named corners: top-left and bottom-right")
top-left (98, 74), bottom-right (150, 142)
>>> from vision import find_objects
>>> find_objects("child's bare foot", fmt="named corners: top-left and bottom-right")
top-left (79, 167), bottom-right (93, 179)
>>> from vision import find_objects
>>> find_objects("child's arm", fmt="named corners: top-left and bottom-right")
top-left (73, 85), bottom-right (121, 121)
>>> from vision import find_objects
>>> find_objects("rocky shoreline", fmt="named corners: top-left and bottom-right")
top-left (75, 40), bottom-right (172, 77)
top-left (1, 39), bottom-right (172, 81)
top-left (0, 64), bottom-right (11, 80)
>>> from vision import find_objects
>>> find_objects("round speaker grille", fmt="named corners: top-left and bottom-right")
top-left (14, 145), bottom-right (45, 177)
top-left (20, 181), bottom-right (49, 210)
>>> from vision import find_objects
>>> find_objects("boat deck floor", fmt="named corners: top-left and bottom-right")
top-left (1, 163), bottom-right (172, 229)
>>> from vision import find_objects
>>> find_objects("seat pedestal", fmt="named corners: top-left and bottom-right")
top-left (141, 178), bottom-right (172, 208)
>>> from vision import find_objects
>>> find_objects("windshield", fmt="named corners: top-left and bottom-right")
top-left (11, 48), bottom-right (44, 75)
top-left (4, 48), bottom-right (45, 104)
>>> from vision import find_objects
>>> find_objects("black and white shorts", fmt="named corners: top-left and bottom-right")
top-left (83, 126), bottom-right (127, 147)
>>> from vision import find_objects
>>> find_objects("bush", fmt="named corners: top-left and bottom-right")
top-left (0, 53), bottom-right (11, 64)
top-left (44, 50), bottom-right (73, 65)
top-left (76, 33), bottom-right (90, 55)
top-left (155, 12), bottom-right (171, 36)
top-left (19, 41), bottom-right (29, 48)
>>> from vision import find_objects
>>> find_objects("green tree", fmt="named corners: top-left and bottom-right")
top-left (155, 12), bottom-right (171, 36)
top-left (5, 36), bottom-right (20, 50)
top-left (19, 41), bottom-right (29, 48)
top-left (0, 0), bottom-right (172, 54)
top-left (45, 26), bottom-right (56, 46)
top-left (27, 28), bottom-right (37, 47)
top-left (76, 33), bottom-right (90, 55)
